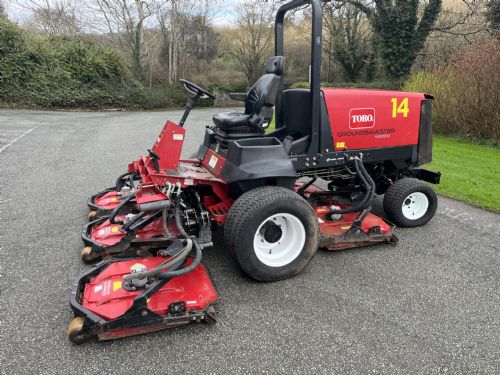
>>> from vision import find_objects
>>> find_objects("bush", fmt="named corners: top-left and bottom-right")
top-left (0, 18), bottom-right (196, 110)
top-left (290, 81), bottom-right (401, 90)
top-left (404, 38), bottom-right (500, 144)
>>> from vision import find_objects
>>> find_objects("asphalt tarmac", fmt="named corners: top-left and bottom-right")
top-left (0, 109), bottom-right (498, 374)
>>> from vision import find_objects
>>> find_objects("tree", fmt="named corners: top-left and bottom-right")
top-left (349, 0), bottom-right (442, 80)
top-left (13, 0), bottom-right (81, 35)
top-left (486, 0), bottom-right (500, 35)
top-left (92, 0), bottom-right (157, 78)
top-left (0, 1), bottom-right (6, 18)
top-left (24, 0), bottom-right (82, 36)
top-left (230, 2), bottom-right (276, 83)
top-left (324, 2), bottom-right (372, 82)
top-left (157, 0), bottom-right (218, 83)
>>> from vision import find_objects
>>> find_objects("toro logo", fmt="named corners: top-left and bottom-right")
top-left (349, 108), bottom-right (375, 129)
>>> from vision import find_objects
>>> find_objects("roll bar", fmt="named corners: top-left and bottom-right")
top-left (275, 0), bottom-right (323, 157)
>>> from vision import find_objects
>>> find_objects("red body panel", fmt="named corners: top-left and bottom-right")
top-left (127, 120), bottom-right (230, 201)
top-left (82, 257), bottom-right (218, 321)
top-left (152, 121), bottom-right (186, 170)
top-left (90, 216), bottom-right (164, 246)
top-left (135, 185), bottom-right (168, 206)
top-left (322, 88), bottom-right (425, 151)
top-left (201, 149), bottom-right (226, 178)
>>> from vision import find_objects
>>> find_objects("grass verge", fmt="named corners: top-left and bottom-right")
top-left (426, 136), bottom-right (500, 212)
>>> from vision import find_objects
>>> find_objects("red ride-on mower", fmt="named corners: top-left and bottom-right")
top-left (70, 0), bottom-right (441, 343)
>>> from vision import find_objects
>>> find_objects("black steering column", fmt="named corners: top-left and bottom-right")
top-left (178, 79), bottom-right (215, 127)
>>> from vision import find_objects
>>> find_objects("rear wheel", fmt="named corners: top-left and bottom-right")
top-left (383, 178), bottom-right (438, 227)
top-left (224, 186), bottom-right (319, 281)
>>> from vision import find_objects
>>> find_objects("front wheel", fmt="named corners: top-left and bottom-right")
top-left (383, 178), bottom-right (438, 228)
top-left (224, 186), bottom-right (319, 282)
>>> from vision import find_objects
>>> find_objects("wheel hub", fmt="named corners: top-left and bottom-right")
top-left (402, 192), bottom-right (429, 220)
top-left (261, 222), bottom-right (283, 243)
top-left (253, 213), bottom-right (306, 268)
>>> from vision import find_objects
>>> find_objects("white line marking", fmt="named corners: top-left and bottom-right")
top-left (0, 125), bottom-right (40, 154)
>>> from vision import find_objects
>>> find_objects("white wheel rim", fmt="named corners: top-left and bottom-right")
top-left (253, 213), bottom-right (306, 268)
top-left (402, 192), bottom-right (429, 220)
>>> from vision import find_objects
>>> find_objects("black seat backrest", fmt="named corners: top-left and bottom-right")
top-left (282, 89), bottom-right (313, 139)
top-left (245, 56), bottom-right (285, 116)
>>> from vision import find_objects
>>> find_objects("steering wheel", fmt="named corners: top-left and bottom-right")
top-left (179, 79), bottom-right (215, 100)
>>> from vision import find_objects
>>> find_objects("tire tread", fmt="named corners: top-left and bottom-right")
top-left (224, 186), bottom-right (318, 281)
top-left (383, 178), bottom-right (437, 227)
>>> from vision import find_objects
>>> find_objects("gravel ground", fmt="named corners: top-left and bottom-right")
top-left (0, 109), bottom-right (498, 375)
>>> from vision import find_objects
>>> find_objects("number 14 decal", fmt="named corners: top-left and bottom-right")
top-left (391, 98), bottom-right (409, 118)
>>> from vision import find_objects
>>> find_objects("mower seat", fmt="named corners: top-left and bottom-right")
top-left (213, 112), bottom-right (254, 133)
top-left (213, 56), bottom-right (285, 134)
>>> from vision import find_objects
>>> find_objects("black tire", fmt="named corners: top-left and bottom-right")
top-left (383, 178), bottom-right (438, 228)
top-left (224, 186), bottom-right (319, 282)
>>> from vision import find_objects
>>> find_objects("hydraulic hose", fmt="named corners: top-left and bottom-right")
top-left (122, 239), bottom-right (193, 281)
top-left (115, 172), bottom-right (130, 190)
top-left (109, 193), bottom-right (135, 224)
top-left (162, 208), bottom-right (173, 238)
top-left (121, 211), bottom-right (148, 232)
top-left (329, 156), bottom-right (375, 215)
top-left (167, 193), bottom-right (204, 277)
top-left (174, 195), bottom-right (190, 238)
top-left (352, 156), bottom-right (376, 209)
top-left (158, 238), bottom-right (202, 278)
top-left (122, 237), bottom-right (203, 282)
top-left (359, 158), bottom-right (376, 204)
top-left (116, 172), bottom-right (137, 191)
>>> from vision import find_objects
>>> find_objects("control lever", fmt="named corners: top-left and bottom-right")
top-left (148, 149), bottom-right (160, 172)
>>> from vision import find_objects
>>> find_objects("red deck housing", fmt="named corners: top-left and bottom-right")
top-left (90, 216), bottom-right (164, 246)
top-left (93, 190), bottom-right (123, 211)
top-left (82, 257), bottom-right (218, 321)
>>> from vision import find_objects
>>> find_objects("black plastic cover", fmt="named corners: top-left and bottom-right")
top-left (221, 137), bottom-right (297, 184)
top-left (197, 127), bottom-right (216, 160)
top-left (418, 99), bottom-right (433, 165)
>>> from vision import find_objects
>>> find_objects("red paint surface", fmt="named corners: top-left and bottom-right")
top-left (93, 191), bottom-right (123, 210)
top-left (322, 88), bottom-right (425, 151)
top-left (89, 215), bottom-right (165, 246)
top-left (152, 121), bottom-right (186, 170)
top-left (82, 257), bottom-right (218, 321)
top-left (315, 206), bottom-right (392, 236)
top-left (135, 185), bottom-right (168, 206)
top-left (201, 149), bottom-right (226, 178)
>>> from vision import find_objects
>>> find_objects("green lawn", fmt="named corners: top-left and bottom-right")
top-left (426, 136), bottom-right (500, 212)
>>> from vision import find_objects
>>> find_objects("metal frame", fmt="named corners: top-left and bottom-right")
top-left (275, 0), bottom-right (323, 159)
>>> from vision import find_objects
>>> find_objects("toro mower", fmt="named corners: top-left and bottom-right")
top-left (69, 0), bottom-right (440, 343)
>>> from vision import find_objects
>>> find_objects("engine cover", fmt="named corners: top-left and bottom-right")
top-left (322, 88), bottom-right (426, 151)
